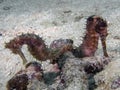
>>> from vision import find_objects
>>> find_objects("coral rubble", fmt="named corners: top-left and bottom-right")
top-left (7, 61), bottom-right (43, 90)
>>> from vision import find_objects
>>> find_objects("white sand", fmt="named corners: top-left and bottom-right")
top-left (0, 0), bottom-right (120, 89)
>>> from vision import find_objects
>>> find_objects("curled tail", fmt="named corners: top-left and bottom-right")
top-left (5, 33), bottom-right (48, 64)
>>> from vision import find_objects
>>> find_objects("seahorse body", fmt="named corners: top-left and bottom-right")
top-left (5, 34), bottom-right (48, 64)
top-left (72, 15), bottom-right (108, 58)
top-left (5, 15), bottom-right (108, 64)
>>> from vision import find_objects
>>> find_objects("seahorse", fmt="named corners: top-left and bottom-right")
top-left (5, 33), bottom-right (48, 64)
top-left (5, 33), bottom-right (73, 64)
top-left (5, 15), bottom-right (108, 64)
top-left (72, 15), bottom-right (108, 58)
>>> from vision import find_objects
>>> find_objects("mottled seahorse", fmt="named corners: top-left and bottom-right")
top-left (5, 34), bottom-right (73, 64)
top-left (5, 15), bottom-right (108, 65)
top-left (5, 33), bottom-right (48, 64)
top-left (72, 15), bottom-right (108, 58)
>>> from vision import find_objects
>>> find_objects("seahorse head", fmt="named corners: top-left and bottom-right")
top-left (87, 15), bottom-right (108, 37)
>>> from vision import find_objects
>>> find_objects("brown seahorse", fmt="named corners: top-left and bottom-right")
top-left (72, 15), bottom-right (108, 58)
top-left (5, 15), bottom-right (108, 65)
top-left (5, 33), bottom-right (48, 64)
top-left (5, 33), bottom-right (73, 64)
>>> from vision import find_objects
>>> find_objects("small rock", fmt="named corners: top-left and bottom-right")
top-left (63, 10), bottom-right (72, 14)
top-left (3, 6), bottom-right (11, 10)
top-left (0, 0), bottom-right (3, 4)
top-left (74, 15), bottom-right (84, 22)
top-left (0, 33), bottom-right (2, 36)
top-left (113, 36), bottom-right (120, 40)
top-left (111, 77), bottom-right (120, 89)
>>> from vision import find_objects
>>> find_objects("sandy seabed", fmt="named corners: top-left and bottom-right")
top-left (0, 0), bottom-right (120, 90)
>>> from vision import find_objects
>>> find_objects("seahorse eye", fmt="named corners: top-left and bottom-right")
top-left (87, 15), bottom-right (96, 21)
top-left (87, 17), bottom-right (93, 21)
top-left (100, 21), bottom-right (107, 27)
top-left (96, 18), bottom-right (107, 28)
